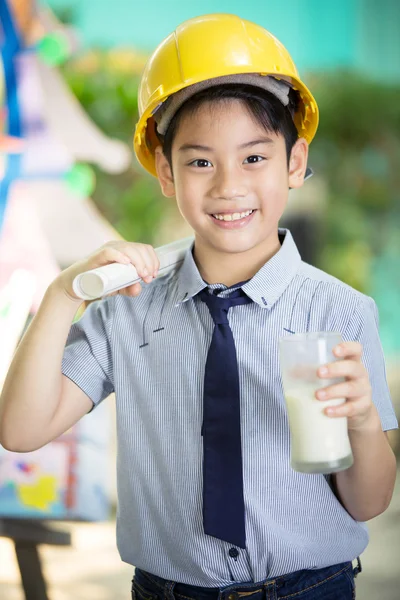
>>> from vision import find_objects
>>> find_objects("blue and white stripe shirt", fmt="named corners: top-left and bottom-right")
top-left (62, 228), bottom-right (398, 586)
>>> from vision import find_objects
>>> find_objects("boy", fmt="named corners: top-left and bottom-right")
top-left (0, 13), bottom-right (398, 600)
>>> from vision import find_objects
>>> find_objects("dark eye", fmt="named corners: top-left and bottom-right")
top-left (190, 159), bottom-right (212, 168)
top-left (244, 155), bottom-right (264, 164)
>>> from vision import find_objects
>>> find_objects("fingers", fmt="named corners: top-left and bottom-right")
top-left (332, 341), bottom-right (362, 360)
top-left (137, 244), bottom-right (160, 278)
top-left (64, 241), bottom-right (160, 301)
top-left (317, 359), bottom-right (366, 380)
top-left (97, 242), bottom-right (159, 296)
top-left (308, 341), bottom-right (373, 425)
top-left (322, 397), bottom-right (372, 419)
top-left (104, 242), bottom-right (160, 280)
top-left (92, 245), bottom-right (132, 267)
top-left (315, 376), bottom-right (371, 401)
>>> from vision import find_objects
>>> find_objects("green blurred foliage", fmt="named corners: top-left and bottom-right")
top-left (61, 50), bottom-right (170, 244)
top-left (309, 72), bottom-right (400, 294)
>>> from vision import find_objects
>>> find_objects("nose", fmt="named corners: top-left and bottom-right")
top-left (210, 165), bottom-right (248, 200)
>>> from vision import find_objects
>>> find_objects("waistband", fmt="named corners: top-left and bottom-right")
top-left (135, 558), bottom-right (362, 600)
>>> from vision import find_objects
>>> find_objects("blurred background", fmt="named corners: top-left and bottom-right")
top-left (0, 0), bottom-right (399, 598)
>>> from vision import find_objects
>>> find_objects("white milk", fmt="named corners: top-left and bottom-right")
top-left (285, 384), bottom-right (352, 467)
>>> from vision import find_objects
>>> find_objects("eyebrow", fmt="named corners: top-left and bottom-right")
top-left (178, 144), bottom-right (213, 152)
top-left (239, 137), bottom-right (275, 149)
top-left (178, 138), bottom-right (275, 152)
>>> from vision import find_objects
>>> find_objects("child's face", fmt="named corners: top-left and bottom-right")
top-left (156, 99), bottom-right (308, 259)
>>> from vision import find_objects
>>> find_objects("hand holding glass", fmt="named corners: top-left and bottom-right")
top-left (279, 332), bottom-right (353, 474)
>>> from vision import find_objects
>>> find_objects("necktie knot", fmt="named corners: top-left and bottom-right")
top-left (199, 288), bottom-right (251, 325)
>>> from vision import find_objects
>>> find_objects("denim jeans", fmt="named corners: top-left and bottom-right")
top-left (132, 559), bottom-right (361, 600)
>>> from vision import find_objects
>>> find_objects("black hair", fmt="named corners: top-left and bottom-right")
top-left (157, 83), bottom-right (300, 169)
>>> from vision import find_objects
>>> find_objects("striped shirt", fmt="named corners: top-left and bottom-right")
top-left (62, 228), bottom-right (398, 586)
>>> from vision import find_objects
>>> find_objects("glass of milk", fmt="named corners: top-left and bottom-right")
top-left (279, 332), bottom-right (353, 474)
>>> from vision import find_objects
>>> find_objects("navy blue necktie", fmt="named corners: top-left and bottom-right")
top-left (199, 287), bottom-right (252, 549)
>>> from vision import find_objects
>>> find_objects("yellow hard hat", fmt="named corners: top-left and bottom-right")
top-left (134, 13), bottom-right (319, 176)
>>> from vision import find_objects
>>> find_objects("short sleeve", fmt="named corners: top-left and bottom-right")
top-left (342, 296), bottom-right (398, 431)
top-left (61, 297), bottom-right (115, 407)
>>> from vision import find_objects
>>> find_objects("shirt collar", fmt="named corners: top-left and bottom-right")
top-left (241, 229), bottom-right (302, 309)
top-left (175, 228), bottom-right (301, 309)
top-left (175, 240), bottom-right (207, 305)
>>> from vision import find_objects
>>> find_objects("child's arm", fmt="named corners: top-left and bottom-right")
top-left (0, 241), bottom-right (159, 452)
top-left (316, 340), bottom-right (397, 521)
top-left (333, 413), bottom-right (396, 522)
top-left (0, 285), bottom-right (91, 451)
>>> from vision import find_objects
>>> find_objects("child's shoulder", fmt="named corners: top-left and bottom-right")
top-left (291, 261), bottom-right (379, 334)
top-left (298, 260), bottom-right (374, 310)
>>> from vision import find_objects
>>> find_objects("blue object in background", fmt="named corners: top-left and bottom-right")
top-left (370, 237), bottom-right (400, 355)
top-left (0, 0), bottom-right (23, 233)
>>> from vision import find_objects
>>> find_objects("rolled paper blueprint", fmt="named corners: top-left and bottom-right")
top-left (72, 237), bottom-right (194, 300)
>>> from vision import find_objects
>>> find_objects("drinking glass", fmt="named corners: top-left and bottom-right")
top-left (279, 332), bottom-right (353, 474)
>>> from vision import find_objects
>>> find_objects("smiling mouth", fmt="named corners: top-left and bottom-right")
top-left (211, 209), bottom-right (256, 222)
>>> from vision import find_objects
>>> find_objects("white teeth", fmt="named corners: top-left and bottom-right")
top-left (213, 209), bottom-right (254, 221)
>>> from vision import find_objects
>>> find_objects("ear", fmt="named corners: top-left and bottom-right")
top-left (155, 146), bottom-right (175, 198)
top-left (288, 138), bottom-right (309, 189)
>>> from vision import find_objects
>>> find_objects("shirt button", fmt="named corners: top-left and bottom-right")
top-left (228, 547), bottom-right (239, 558)
top-left (228, 594), bottom-right (237, 600)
